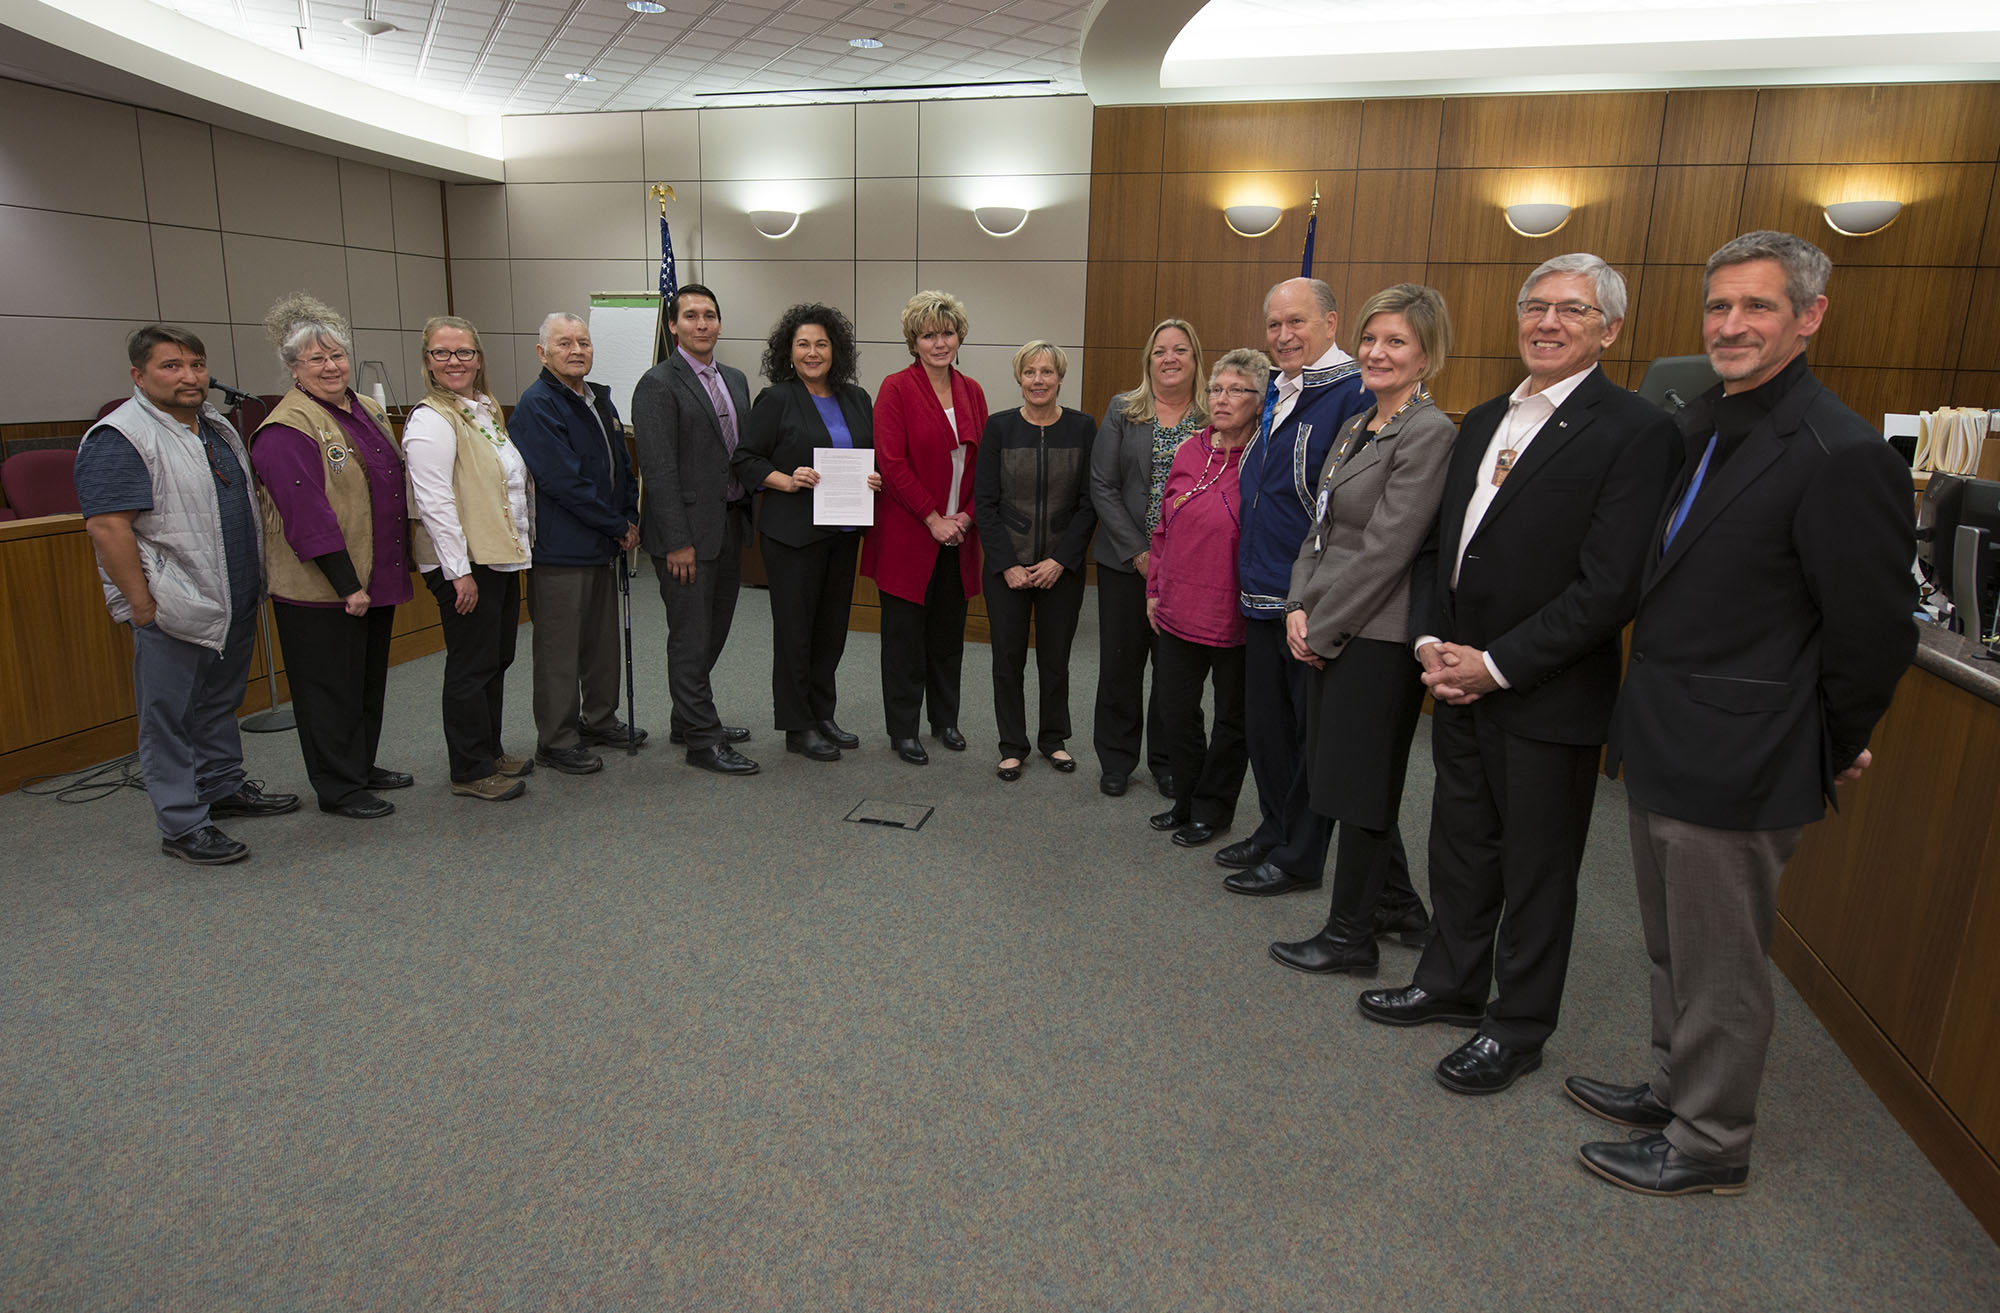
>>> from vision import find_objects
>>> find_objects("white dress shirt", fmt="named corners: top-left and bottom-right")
top-left (405, 393), bottom-right (533, 579)
top-left (1416, 363), bottom-right (1598, 688)
top-left (1270, 342), bottom-right (1356, 430)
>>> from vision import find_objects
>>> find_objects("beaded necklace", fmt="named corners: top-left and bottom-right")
top-left (451, 394), bottom-right (507, 450)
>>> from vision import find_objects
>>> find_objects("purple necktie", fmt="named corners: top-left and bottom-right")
top-left (700, 366), bottom-right (742, 500)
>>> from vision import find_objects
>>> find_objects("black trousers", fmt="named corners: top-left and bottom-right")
top-left (1091, 567), bottom-right (1170, 781)
top-left (653, 506), bottom-right (745, 750)
top-left (1414, 701), bottom-right (1601, 1049)
top-left (1153, 629), bottom-right (1247, 828)
top-left (879, 545), bottom-right (967, 740)
top-left (423, 565), bottom-right (521, 782)
top-left (762, 531), bottom-right (860, 730)
top-left (1244, 616), bottom-right (1333, 876)
top-left (984, 567), bottom-right (1085, 759)
top-left (271, 602), bottom-right (394, 806)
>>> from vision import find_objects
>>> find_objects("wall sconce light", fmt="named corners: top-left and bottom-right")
top-left (1823, 200), bottom-right (1902, 237)
top-left (1504, 203), bottom-right (1572, 238)
top-left (1223, 204), bottom-right (1282, 238)
top-left (748, 209), bottom-right (799, 239)
top-left (973, 205), bottom-right (1029, 237)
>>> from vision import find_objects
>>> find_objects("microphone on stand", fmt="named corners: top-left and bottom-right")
top-left (1662, 387), bottom-right (1687, 413)
top-left (210, 380), bottom-right (258, 406)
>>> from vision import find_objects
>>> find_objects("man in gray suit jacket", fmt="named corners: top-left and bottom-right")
top-left (632, 284), bottom-right (759, 775)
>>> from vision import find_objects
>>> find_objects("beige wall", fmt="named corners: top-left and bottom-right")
top-left (0, 77), bottom-right (448, 426)
top-left (455, 96), bottom-right (1094, 410)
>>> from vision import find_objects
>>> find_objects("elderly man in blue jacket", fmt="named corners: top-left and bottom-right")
top-left (511, 311), bottom-right (645, 774)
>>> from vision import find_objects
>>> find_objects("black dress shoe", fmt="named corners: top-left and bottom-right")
top-left (1357, 984), bottom-right (1485, 1028)
top-left (1269, 931), bottom-right (1378, 977)
top-left (1100, 772), bottom-right (1128, 797)
top-left (1041, 750), bottom-right (1077, 773)
top-left (687, 744), bottom-right (760, 775)
top-left (1172, 821), bottom-right (1224, 847)
top-left (1564, 1075), bottom-right (1674, 1130)
top-left (1435, 1033), bottom-right (1542, 1095)
top-left (1149, 808), bottom-right (1187, 832)
top-left (996, 758), bottom-right (1023, 782)
top-left (891, 737), bottom-right (929, 766)
top-left (319, 793), bottom-right (396, 820)
top-left (1214, 839), bottom-right (1273, 870)
top-left (1154, 773), bottom-right (1176, 799)
top-left (365, 767), bottom-right (415, 790)
top-left (670, 725), bottom-right (750, 745)
top-left (536, 744), bottom-right (605, 775)
top-left (579, 718), bottom-right (648, 748)
top-left (937, 726), bottom-right (967, 751)
top-left (207, 782), bottom-right (300, 819)
top-left (1578, 1132), bottom-right (1749, 1197)
top-left (1374, 900), bottom-right (1432, 948)
top-left (786, 729), bottom-right (841, 761)
top-left (160, 825), bottom-right (249, 865)
top-left (1224, 861), bottom-right (1322, 896)
top-left (816, 720), bottom-right (860, 750)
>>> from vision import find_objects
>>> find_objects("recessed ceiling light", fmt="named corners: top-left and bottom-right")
top-left (626, 1), bottom-right (666, 11)
top-left (565, 71), bottom-right (598, 82)
top-left (849, 37), bottom-right (885, 49)
top-left (343, 18), bottom-right (394, 37)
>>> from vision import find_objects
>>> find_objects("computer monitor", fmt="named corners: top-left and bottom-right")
top-left (1918, 473), bottom-right (2000, 640)
top-left (1636, 355), bottom-right (1720, 414)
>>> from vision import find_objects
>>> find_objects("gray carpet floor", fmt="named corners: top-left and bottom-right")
top-left (5, 585), bottom-right (1998, 1311)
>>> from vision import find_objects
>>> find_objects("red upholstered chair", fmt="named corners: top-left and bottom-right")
top-left (0, 448), bottom-right (82, 517)
top-left (0, 507), bottom-right (18, 522)
top-left (94, 399), bottom-right (126, 421)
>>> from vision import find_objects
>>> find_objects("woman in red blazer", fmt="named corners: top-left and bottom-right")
top-left (861, 289), bottom-right (989, 765)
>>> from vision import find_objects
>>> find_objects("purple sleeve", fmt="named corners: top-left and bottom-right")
top-left (249, 425), bottom-right (347, 560)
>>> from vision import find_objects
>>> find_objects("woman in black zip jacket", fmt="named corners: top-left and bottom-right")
top-left (973, 340), bottom-right (1098, 781)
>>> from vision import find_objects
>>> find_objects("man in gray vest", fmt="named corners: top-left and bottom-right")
top-left (74, 325), bottom-right (298, 864)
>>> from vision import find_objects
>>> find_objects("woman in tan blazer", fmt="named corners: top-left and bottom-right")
top-left (1271, 284), bottom-right (1458, 978)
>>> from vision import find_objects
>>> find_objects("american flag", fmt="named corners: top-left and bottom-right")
top-left (658, 212), bottom-right (677, 302)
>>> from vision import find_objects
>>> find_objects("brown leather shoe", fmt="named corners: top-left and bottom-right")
top-left (452, 773), bottom-right (526, 801)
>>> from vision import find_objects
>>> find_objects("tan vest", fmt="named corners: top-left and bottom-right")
top-left (255, 388), bottom-right (398, 604)
top-left (409, 396), bottom-right (533, 569)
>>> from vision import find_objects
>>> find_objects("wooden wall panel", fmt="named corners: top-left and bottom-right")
top-left (1153, 262), bottom-right (1301, 355)
top-left (1625, 264), bottom-right (1707, 364)
top-left (1437, 92), bottom-right (1665, 168)
top-left (1984, 172), bottom-right (2000, 266)
top-left (1659, 89), bottom-right (1757, 166)
top-left (1958, 269), bottom-right (2000, 372)
top-left (1812, 266), bottom-right (1974, 370)
top-left (1751, 84), bottom-right (2000, 165)
top-left (0, 522), bottom-right (136, 754)
top-left (1956, 372), bottom-right (2000, 407)
top-left (1358, 98), bottom-right (1442, 171)
top-left (1162, 102), bottom-right (1361, 174)
top-left (1348, 171), bottom-right (1436, 262)
top-left (1739, 163), bottom-right (1995, 268)
top-left (1812, 368), bottom-right (1957, 428)
top-left (1428, 167), bottom-right (1654, 265)
top-left (1087, 172), bottom-right (1162, 263)
top-left (1156, 171), bottom-right (1354, 263)
top-left (1430, 356), bottom-right (1523, 418)
top-left (1343, 263), bottom-right (1431, 320)
top-left (1083, 261), bottom-right (1158, 349)
top-left (1092, 106), bottom-right (1164, 174)
top-left (1645, 166), bottom-right (1746, 264)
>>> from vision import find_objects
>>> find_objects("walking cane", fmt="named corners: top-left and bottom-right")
top-left (618, 548), bottom-right (638, 755)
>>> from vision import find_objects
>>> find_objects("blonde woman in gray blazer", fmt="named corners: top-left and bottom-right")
top-left (1270, 284), bottom-right (1458, 979)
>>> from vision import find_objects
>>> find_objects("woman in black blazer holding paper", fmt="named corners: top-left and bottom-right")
top-left (734, 303), bottom-right (882, 761)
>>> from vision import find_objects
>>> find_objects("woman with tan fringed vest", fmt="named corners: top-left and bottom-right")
top-left (251, 292), bottom-right (415, 821)
top-left (404, 315), bottom-right (537, 802)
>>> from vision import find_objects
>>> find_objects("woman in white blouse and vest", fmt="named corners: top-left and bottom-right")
top-left (404, 315), bottom-right (535, 802)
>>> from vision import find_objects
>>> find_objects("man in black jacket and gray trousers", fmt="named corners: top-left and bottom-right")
top-left (510, 311), bottom-right (644, 775)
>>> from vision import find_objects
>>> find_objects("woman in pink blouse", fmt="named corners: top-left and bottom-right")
top-left (1144, 346), bottom-right (1270, 848)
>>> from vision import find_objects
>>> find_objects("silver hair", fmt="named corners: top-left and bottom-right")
top-left (538, 311), bottom-right (588, 349)
top-left (1263, 277), bottom-right (1338, 318)
top-left (1210, 346), bottom-right (1273, 395)
top-left (1518, 254), bottom-right (1628, 323)
top-left (1704, 230), bottom-right (1832, 313)
top-left (264, 290), bottom-right (353, 369)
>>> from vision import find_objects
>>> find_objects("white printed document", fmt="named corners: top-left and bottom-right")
top-left (813, 448), bottom-right (875, 527)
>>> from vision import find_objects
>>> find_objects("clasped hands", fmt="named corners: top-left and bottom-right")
top-left (1418, 641), bottom-right (1501, 704)
top-left (927, 510), bottom-right (972, 547)
top-left (782, 467), bottom-right (884, 494)
top-left (1004, 559), bottom-right (1064, 590)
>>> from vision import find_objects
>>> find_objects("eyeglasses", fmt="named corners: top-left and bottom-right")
top-left (1516, 300), bottom-right (1602, 323)
top-left (297, 352), bottom-right (347, 368)
top-left (425, 347), bottom-right (480, 363)
top-left (1207, 384), bottom-right (1260, 400)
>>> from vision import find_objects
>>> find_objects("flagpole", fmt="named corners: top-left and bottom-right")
top-left (1300, 179), bottom-right (1320, 278)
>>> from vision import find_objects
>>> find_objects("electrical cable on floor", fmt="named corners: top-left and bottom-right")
top-left (18, 754), bottom-right (145, 803)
